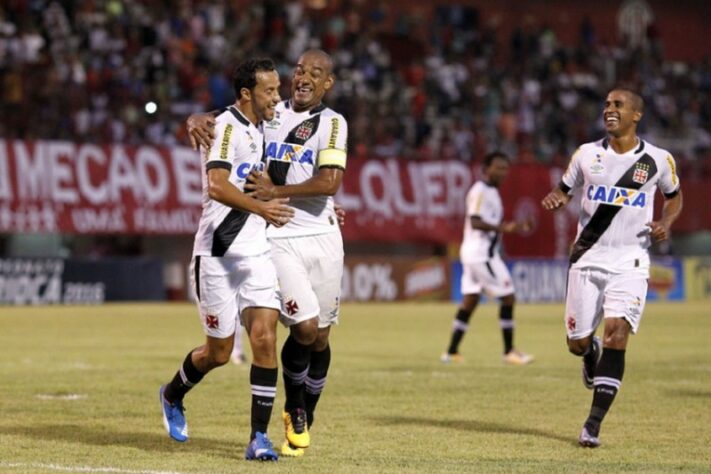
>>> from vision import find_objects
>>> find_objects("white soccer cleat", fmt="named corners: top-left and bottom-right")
top-left (503, 349), bottom-right (534, 365)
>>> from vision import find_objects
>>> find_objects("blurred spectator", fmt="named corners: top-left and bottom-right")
top-left (0, 1), bottom-right (708, 175)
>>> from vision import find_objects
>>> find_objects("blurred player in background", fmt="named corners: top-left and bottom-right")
top-left (442, 151), bottom-right (534, 365)
top-left (159, 58), bottom-right (293, 461)
top-left (188, 49), bottom-right (348, 457)
top-left (542, 88), bottom-right (683, 447)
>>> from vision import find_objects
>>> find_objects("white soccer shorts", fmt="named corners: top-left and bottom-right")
top-left (269, 232), bottom-right (344, 328)
top-left (460, 254), bottom-right (514, 298)
top-left (564, 266), bottom-right (648, 340)
top-left (190, 253), bottom-right (281, 339)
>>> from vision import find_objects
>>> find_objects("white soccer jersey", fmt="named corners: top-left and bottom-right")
top-left (192, 106), bottom-right (270, 258)
top-left (561, 138), bottom-right (680, 272)
top-left (459, 181), bottom-right (504, 263)
top-left (262, 100), bottom-right (348, 238)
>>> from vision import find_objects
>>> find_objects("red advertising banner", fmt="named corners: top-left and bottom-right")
top-left (337, 159), bottom-right (562, 257)
top-left (1, 140), bottom-right (707, 257)
top-left (0, 139), bottom-right (203, 234)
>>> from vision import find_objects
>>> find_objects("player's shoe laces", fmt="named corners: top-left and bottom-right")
top-left (582, 336), bottom-right (602, 389)
top-left (440, 352), bottom-right (464, 363)
top-left (159, 385), bottom-right (188, 442)
top-left (578, 425), bottom-right (601, 448)
top-left (503, 349), bottom-right (534, 365)
top-left (283, 408), bottom-right (310, 448)
top-left (245, 432), bottom-right (278, 461)
top-left (280, 440), bottom-right (305, 457)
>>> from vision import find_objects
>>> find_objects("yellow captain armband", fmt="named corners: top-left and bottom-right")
top-left (317, 148), bottom-right (347, 169)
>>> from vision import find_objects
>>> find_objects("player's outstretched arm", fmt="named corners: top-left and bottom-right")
top-left (470, 216), bottom-right (527, 234)
top-left (187, 112), bottom-right (219, 150)
top-left (541, 187), bottom-right (571, 211)
top-left (207, 168), bottom-right (294, 227)
top-left (647, 190), bottom-right (683, 242)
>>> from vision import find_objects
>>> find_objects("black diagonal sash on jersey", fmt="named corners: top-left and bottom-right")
top-left (211, 209), bottom-right (249, 256)
top-left (569, 153), bottom-right (658, 264)
top-left (267, 114), bottom-right (322, 185)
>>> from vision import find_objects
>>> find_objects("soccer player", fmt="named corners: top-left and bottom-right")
top-left (542, 88), bottom-right (683, 447)
top-left (158, 58), bottom-right (294, 461)
top-left (188, 49), bottom-right (348, 457)
top-left (442, 151), bottom-right (534, 365)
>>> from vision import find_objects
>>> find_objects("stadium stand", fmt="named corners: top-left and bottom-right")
top-left (1, 0), bottom-right (709, 176)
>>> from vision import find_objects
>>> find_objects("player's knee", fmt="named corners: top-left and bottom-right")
top-left (500, 294), bottom-right (515, 306)
top-left (206, 346), bottom-right (231, 367)
top-left (567, 338), bottom-right (588, 356)
top-left (250, 329), bottom-right (277, 353)
top-left (291, 319), bottom-right (318, 346)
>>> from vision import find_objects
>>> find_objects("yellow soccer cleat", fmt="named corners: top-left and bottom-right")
top-left (280, 440), bottom-right (305, 457)
top-left (503, 349), bottom-right (534, 365)
top-left (283, 409), bottom-right (310, 448)
top-left (440, 352), bottom-right (464, 363)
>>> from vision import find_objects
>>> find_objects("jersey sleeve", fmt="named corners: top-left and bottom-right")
top-left (316, 114), bottom-right (348, 170)
top-left (560, 148), bottom-right (583, 193)
top-left (466, 187), bottom-right (485, 217)
top-left (204, 121), bottom-right (235, 172)
top-left (658, 154), bottom-right (681, 197)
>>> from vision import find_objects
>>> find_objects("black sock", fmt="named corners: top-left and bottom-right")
top-left (585, 348), bottom-right (625, 436)
top-left (447, 309), bottom-right (472, 354)
top-left (583, 337), bottom-right (600, 365)
top-left (250, 365), bottom-right (278, 440)
top-left (499, 305), bottom-right (514, 354)
top-left (164, 351), bottom-right (205, 404)
top-left (304, 344), bottom-right (331, 428)
top-left (281, 335), bottom-right (311, 411)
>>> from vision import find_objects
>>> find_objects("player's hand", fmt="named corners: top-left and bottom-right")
top-left (187, 113), bottom-right (216, 150)
top-left (646, 221), bottom-right (670, 242)
top-left (518, 217), bottom-right (533, 233)
top-left (334, 202), bottom-right (346, 226)
top-left (259, 198), bottom-right (294, 227)
top-left (541, 189), bottom-right (571, 211)
top-left (245, 169), bottom-right (276, 200)
top-left (500, 221), bottom-right (518, 233)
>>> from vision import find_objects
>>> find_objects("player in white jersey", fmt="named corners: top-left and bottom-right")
top-left (441, 152), bottom-right (534, 366)
top-left (542, 88), bottom-right (683, 448)
top-left (188, 50), bottom-right (347, 457)
top-left (159, 59), bottom-right (294, 461)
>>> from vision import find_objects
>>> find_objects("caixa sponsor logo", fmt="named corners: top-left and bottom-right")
top-left (264, 141), bottom-right (314, 165)
top-left (235, 162), bottom-right (264, 179)
top-left (586, 185), bottom-right (647, 208)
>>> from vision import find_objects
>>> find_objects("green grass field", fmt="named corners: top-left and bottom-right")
top-left (0, 302), bottom-right (709, 473)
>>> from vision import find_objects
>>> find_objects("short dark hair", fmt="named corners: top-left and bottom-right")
top-left (610, 87), bottom-right (645, 112)
top-left (483, 151), bottom-right (509, 168)
top-left (233, 58), bottom-right (276, 99)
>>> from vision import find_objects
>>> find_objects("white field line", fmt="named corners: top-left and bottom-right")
top-left (0, 462), bottom-right (187, 474)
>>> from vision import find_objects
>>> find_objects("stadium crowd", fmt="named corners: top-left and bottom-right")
top-left (1, 1), bottom-right (709, 175)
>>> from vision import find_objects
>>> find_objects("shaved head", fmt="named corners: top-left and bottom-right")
top-left (299, 49), bottom-right (334, 75)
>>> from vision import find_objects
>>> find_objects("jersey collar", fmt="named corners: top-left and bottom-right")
top-left (228, 106), bottom-right (253, 127)
top-left (601, 137), bottom-right (645, 154)
top-left (286, 99), bottom-right (326, 115)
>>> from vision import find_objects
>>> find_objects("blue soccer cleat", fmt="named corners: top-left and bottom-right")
top-left (159, 385), bottom-right (188, 442)
top-left (245, 432), bottom-right (279, 461)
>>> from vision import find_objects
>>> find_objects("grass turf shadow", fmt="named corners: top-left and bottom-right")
top-left (373, 415), bottom-right (575, 445)
top-left (0, 423), bottom-right (243, 458)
